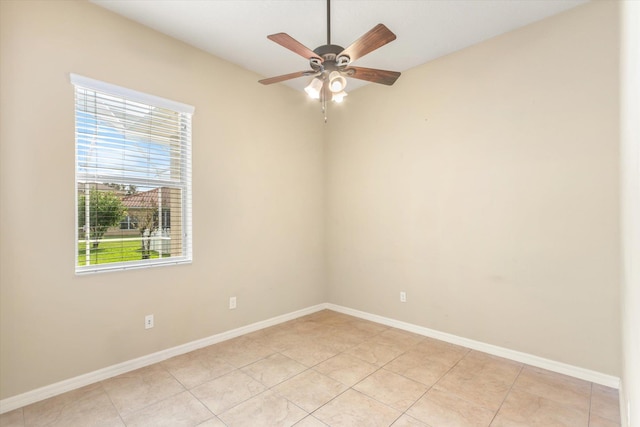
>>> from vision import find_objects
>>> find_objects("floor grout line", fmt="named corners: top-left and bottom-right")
top-left (587, 381), bottom-right (594, 427)
top-left (487, 363), bottom-right (524, 426)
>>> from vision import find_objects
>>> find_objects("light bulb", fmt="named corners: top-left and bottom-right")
top-left (328, 71), bottom-right (346, 93)
top-left (304, 78), bottom-right (323, 99)
top-left (332, 90), bottom-right (348, 103)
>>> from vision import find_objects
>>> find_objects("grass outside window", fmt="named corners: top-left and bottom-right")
top-left (77, 238), bottom-right (166, 266)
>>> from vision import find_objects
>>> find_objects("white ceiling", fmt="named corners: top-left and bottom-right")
top-left (91, 0), bottom-right (588, 93)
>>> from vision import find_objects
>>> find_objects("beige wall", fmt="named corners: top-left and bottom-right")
top-left (0, 0), bottom-right (325, 399)
top-left (326, 1), bottom-right (620, 376)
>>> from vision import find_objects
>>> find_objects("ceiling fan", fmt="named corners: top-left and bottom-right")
top-left (258, 0), bottom-right (401, 121)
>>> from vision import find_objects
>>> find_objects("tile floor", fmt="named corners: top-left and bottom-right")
top-left (0, 310), bottom-right (621, 427)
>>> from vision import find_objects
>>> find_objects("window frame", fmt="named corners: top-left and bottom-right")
top-left (71, 74), bottom-right (194, 274)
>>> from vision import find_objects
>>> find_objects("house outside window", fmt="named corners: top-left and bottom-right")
top-left (72, 74), bottom-right (193, 274)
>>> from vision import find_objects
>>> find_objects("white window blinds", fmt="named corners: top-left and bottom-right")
top-left (71, 74), bottom-right (193, 274)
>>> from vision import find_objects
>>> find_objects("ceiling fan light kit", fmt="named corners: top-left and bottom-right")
top-left (259, 0), bottom-right (401, 122)
top-left (329, 71), bottom-right (347, 92)
top-left (304, 77), bottom-right (324, 99)
top-left (332, 90), bottom-right (347, 103)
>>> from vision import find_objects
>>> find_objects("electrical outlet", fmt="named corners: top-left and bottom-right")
top-left (229, 296), bottom-right (237, 310)
top-left (400, 291), bottom-right (407, 303)
top-left (145, 314), bottom-right (154, 329)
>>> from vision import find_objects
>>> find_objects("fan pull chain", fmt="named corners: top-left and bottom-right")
top-left (321, 84), bottom-right (328, 123)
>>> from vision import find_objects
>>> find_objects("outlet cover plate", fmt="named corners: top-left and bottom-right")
top-left (145, 314), bottom-right (154, 329)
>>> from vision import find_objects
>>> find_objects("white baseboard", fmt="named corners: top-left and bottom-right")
top-left (619, 380), bottom-right (631, 427)
top-left (0, 304), bottom-right (326, 414)
top-left (0, 302), bottom-right (620, 414)
top-left (326, 303), bottom-right (620, 389)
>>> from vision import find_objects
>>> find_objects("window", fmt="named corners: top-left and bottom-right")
top-left (72, 74), bottom-right (193, 274)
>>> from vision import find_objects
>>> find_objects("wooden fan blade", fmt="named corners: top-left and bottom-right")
top-left (338, 24), bottom-right (397, 63)
top-left (345, 66), bottom-right (401, 86)
top-left (267, 33), bottom-right (323, 62)
top-left (259, 71), bottom-right (315, 85)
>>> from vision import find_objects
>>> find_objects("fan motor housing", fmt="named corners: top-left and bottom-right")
top-left (313, 44), bottom-right (348, 71)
